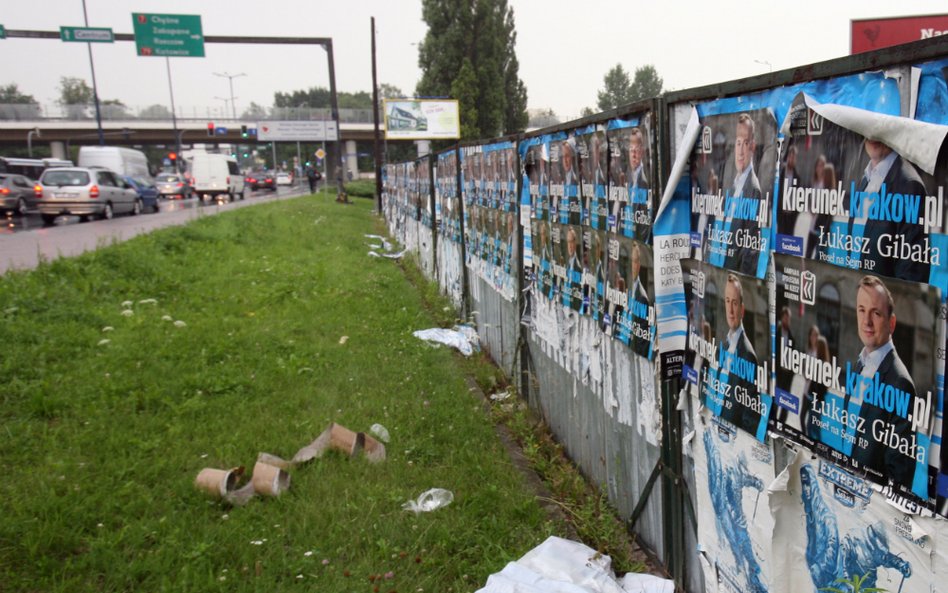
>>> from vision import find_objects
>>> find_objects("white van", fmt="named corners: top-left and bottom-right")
top-left (190, 153), bottom-right (245, 202)
top-left (78, 146), bottom-right (151, 180)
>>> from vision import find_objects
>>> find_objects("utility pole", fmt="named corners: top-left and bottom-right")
top-left (213, 71), bottom-right (246, 119)
top-left (371, 17), bottom-right (383, 212)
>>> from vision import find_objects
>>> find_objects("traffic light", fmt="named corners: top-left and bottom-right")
top-left (241, 125), bottom-right (248, 138)
top-left (168, 152), bottom-right (177, 162)
top-left (305, 161), bottom-right (311, 167)
top-left (207, 122), bottom-right (215, 137)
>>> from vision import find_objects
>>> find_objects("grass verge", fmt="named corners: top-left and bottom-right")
top-left (0, 190), bottom-right (648, 592)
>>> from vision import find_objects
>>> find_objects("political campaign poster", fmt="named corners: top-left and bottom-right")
top-left (582, 228), bottom-right (608, 322)
top-left (693, 410), bottom-right (774, 593)
top-left (682, 259), bottom-right (772, 442)
top-left (607, 117), bottom-right (653, 243)
top-left (524, 136), bottom-right (551, 223)
top-left (577, 124), bottom-right (609, 230)
top-left (533, 218), bottom-right (555, 301)
top-left (612, 238), bottom-right (655, 360)
top-left (770, 452), bottom-right (932, 593)
top-left (690, 107), bottom-right (776, 278)
top-left (775, 92), bottom-right (948, 288)
top-left (914, 57), bottom-right (948, 126)
top-left (550, 132), bottom-right (581, 227)
top-left (555, 222), bottom-right (584, 312)
top-left (435, 150), bottom-right (464, 308)
top-left (772, 252), bottom-right (940, 501)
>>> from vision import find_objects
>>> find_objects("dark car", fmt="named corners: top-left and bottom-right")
top-left (0, 173), bottom-right (38, 216)
top-left (123, 176), bottom-right (160, 213)
top-left (247, 171), bottom-right (276, 191)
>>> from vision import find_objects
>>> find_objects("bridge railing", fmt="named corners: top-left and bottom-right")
top-left (0, 103), bottom-right (379, 123)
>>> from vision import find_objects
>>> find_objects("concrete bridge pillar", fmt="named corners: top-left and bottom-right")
top-left (50, 142), bottom-right (67, 160)
top-left (345, 140), bottom-right (358, 180)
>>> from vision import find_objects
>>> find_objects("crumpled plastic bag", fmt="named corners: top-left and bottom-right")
top-left (402, 488), bottom-right (453, 514)
top-left (474, 536), bottom-right (675, 593)
top-left (413, 325), bottom-right (479, 356)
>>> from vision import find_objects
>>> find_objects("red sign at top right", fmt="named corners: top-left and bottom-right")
top-left (851, 14), bottom-right (948, 54)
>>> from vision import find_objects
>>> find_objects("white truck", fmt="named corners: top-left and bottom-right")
top-left (78, 146), bottom-right (151, 180)
top-left (189, 153), bottom-right (245, 202)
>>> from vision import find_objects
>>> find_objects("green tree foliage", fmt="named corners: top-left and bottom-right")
top-left (273, 88), bottom-right (373, 110)
top-left (241, 102), bottom-right (269, 119)
top-left (595, 64), bottom-right (664, 111)
top-left (57, 77), bottom-right (93, 106)
top-left (0, 83), bottom-right (37, 105)
top-left (596, 64), bottom-right (634, 111)
top-left (139, 104), bottom-right (172, 119)
top-left (101, 99), bottom-right (130, 119)
top-left (630, 65), bottom-right (663, 103)
top-left (416, 0), bottom-right (528, 139)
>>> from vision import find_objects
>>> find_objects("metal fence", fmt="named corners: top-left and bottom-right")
top-left (379, 36), bottom-right (948, 593)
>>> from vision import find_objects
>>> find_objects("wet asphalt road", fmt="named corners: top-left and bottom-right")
top-left (0, 184), bottom-right (311, 275)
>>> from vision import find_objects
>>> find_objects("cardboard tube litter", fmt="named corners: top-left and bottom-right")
top-left (328, 423), bottom-right (362, 456)
top-left (194, 466), bottom-right (244, 498)
top-left (250, 461), bottom-right (291, 497)
top-left (361, 433), bottom-right (387, 463)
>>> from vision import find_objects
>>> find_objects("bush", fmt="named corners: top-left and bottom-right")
top-left (344, 179), bottom-right (376, 199)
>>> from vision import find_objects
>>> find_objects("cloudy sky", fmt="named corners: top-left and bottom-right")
top-left (2, 1), bottom-right (947, 122)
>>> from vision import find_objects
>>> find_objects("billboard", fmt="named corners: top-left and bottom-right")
top-left (384, 99), bottom-right (460, 140)
top-left (256, 120), bottom-right (338, 141)
top-left (851, 14), bottom-right (948, 54)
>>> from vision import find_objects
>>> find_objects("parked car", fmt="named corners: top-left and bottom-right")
top-left (247, 171), bottom-right (276, 191)
top-left (190, 153), bottom-right (245, 202)
top-left (35, 167), bottom-right (141, 225)
top-left (0, 173), bottom-right (39, 216)
top-left (276, 172), bottom-right (292, 186)
top-left (156, 173), bottom-right (191, 199)
top-left (123, 175), bottom-right (160, 213)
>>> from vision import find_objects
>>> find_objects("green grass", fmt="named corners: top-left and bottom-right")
top-left (345, 179), bottom-right (377, 199)
top-left (0, 190), bottom-right (645, 592)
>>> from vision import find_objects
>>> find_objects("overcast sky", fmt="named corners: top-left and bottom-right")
top-left (3, 1), bottom-right (947, 122)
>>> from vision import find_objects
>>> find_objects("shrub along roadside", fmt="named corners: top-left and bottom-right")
top-left (0, 191), bottom-right (651, 592)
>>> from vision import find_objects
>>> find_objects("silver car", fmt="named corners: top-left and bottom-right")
top-left (36, 167), bottom-right (141, 225)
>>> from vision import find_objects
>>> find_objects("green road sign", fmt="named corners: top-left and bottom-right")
top-left (60, 26), bottom-right (114, 43)
top-left (0, 25), bottom-right (6, 40)
top-left (132, 13), bottom-right (204, 57)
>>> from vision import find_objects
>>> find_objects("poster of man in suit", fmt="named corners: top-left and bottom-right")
top-left (578, 125), bottom-right (608, 230)
top-left (682, 259), bottom-right (772, 441)
top-left (691, 108), bottom-right (776, 278)
top-left (772, 252), bottom-right (939, 501)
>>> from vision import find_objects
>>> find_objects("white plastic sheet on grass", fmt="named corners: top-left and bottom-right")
top-left (474, 536), bottom-right (674, 593)
top-left (402, 488), bottom-right (453, 514)
top-left (413, 325), bottom-right (480, 356)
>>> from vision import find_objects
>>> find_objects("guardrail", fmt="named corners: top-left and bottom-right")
top-left (0, 103), bottom-right (378, 123)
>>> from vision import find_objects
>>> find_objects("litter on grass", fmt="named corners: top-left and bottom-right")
top-left (412, 325), bottom-right (479, 356)
top-left (369, 423), bottom-right (390, 443)
top-left (489, 390), bottom-right (513, 401)
top-left (402, 488), bottom-right (454, 514)
top-left (474, 536), bottom-right (675, 593)
top-left (368, 249), bottom-right (407, 260)
top-left (194, 423), bottom-right (386, 507)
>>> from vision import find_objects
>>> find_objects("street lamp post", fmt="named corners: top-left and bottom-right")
top-left (754, 59), bottom-right (773, 73)
top-left (214, 96), bottom-right (231, 118)
top-left (213, 72), bottom-right (246, 119)
top-left (27, 128), bottom-right (40, 158)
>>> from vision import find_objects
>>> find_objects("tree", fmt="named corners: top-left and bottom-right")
top-left (527, 108), bottom-right (560, 129)
top-left (630, 65), bottom-right (663, 103)
top-left (0, 83), bottom-right (40, 120)
top-left (273, 88), bottom-right (373, 110)
top-left (241, 102), bottom-right (269, 119)
top-left (57, 77), bottom-right (93, 119)
top-left (416, 0), bottom-right (528, 139)
top-left (101, 99), bottom-right (131, 120)
top-left (140, 104), bottom-right (172, 119)
top-left (595, 64), bottom-right (664, 111)
top-left (378, 83), bottom-right (404, 99)
top-left (596, 64), bottom-right (634, 111)
top-left (580, 106), bottom-right (595, 118)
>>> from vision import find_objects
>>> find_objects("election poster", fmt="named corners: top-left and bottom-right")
top-left (435, 150), bottom-right (463, 308)
top-left (576, 123), bottom-right (609, 231)
top-left (690, 108), bottom-right (776, 278)
top-left (524, 136), bottom-right (551, 223)
top-left (611, 238), bottom-right (655, 360)
top-left (582, 228), bottom-right (607, 323)
top-left (770, 452), bottom-right (932, 593)
top-left (550, 132), bottom-right (581, 227)
top-left (775, 92), bottom-right (948, 287)
top-left (682, 259), bottom-right (772, 442)
top-left (533, 218), bottom-right (555, 301)
top-left (772, 252), bottom-right (941, 501)
top-left (555, 222), bottom-right (584, 312)
top-left (607, 117), bottom-right (654, 243)
top-left (693, 410), bottom-right (774, 593)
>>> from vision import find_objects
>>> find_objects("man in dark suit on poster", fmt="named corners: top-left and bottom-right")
top-left (629, 241), bottom-right (652, 358)
top-left (722, 113), bottom-right (763, 275)
top-left (627, 128), bottom-right (651, 243)
top-left (850, 139), bottom-right (929, 283)
top-left (845, 275), bottom-right (916, 488)
top-left (719, 272), bottom-right (761, 432)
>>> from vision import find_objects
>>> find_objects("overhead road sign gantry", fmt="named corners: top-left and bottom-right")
top-left (132, 13), bottom-right (204, 57)
top-left (60, 26), bottom-right (114, 43)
